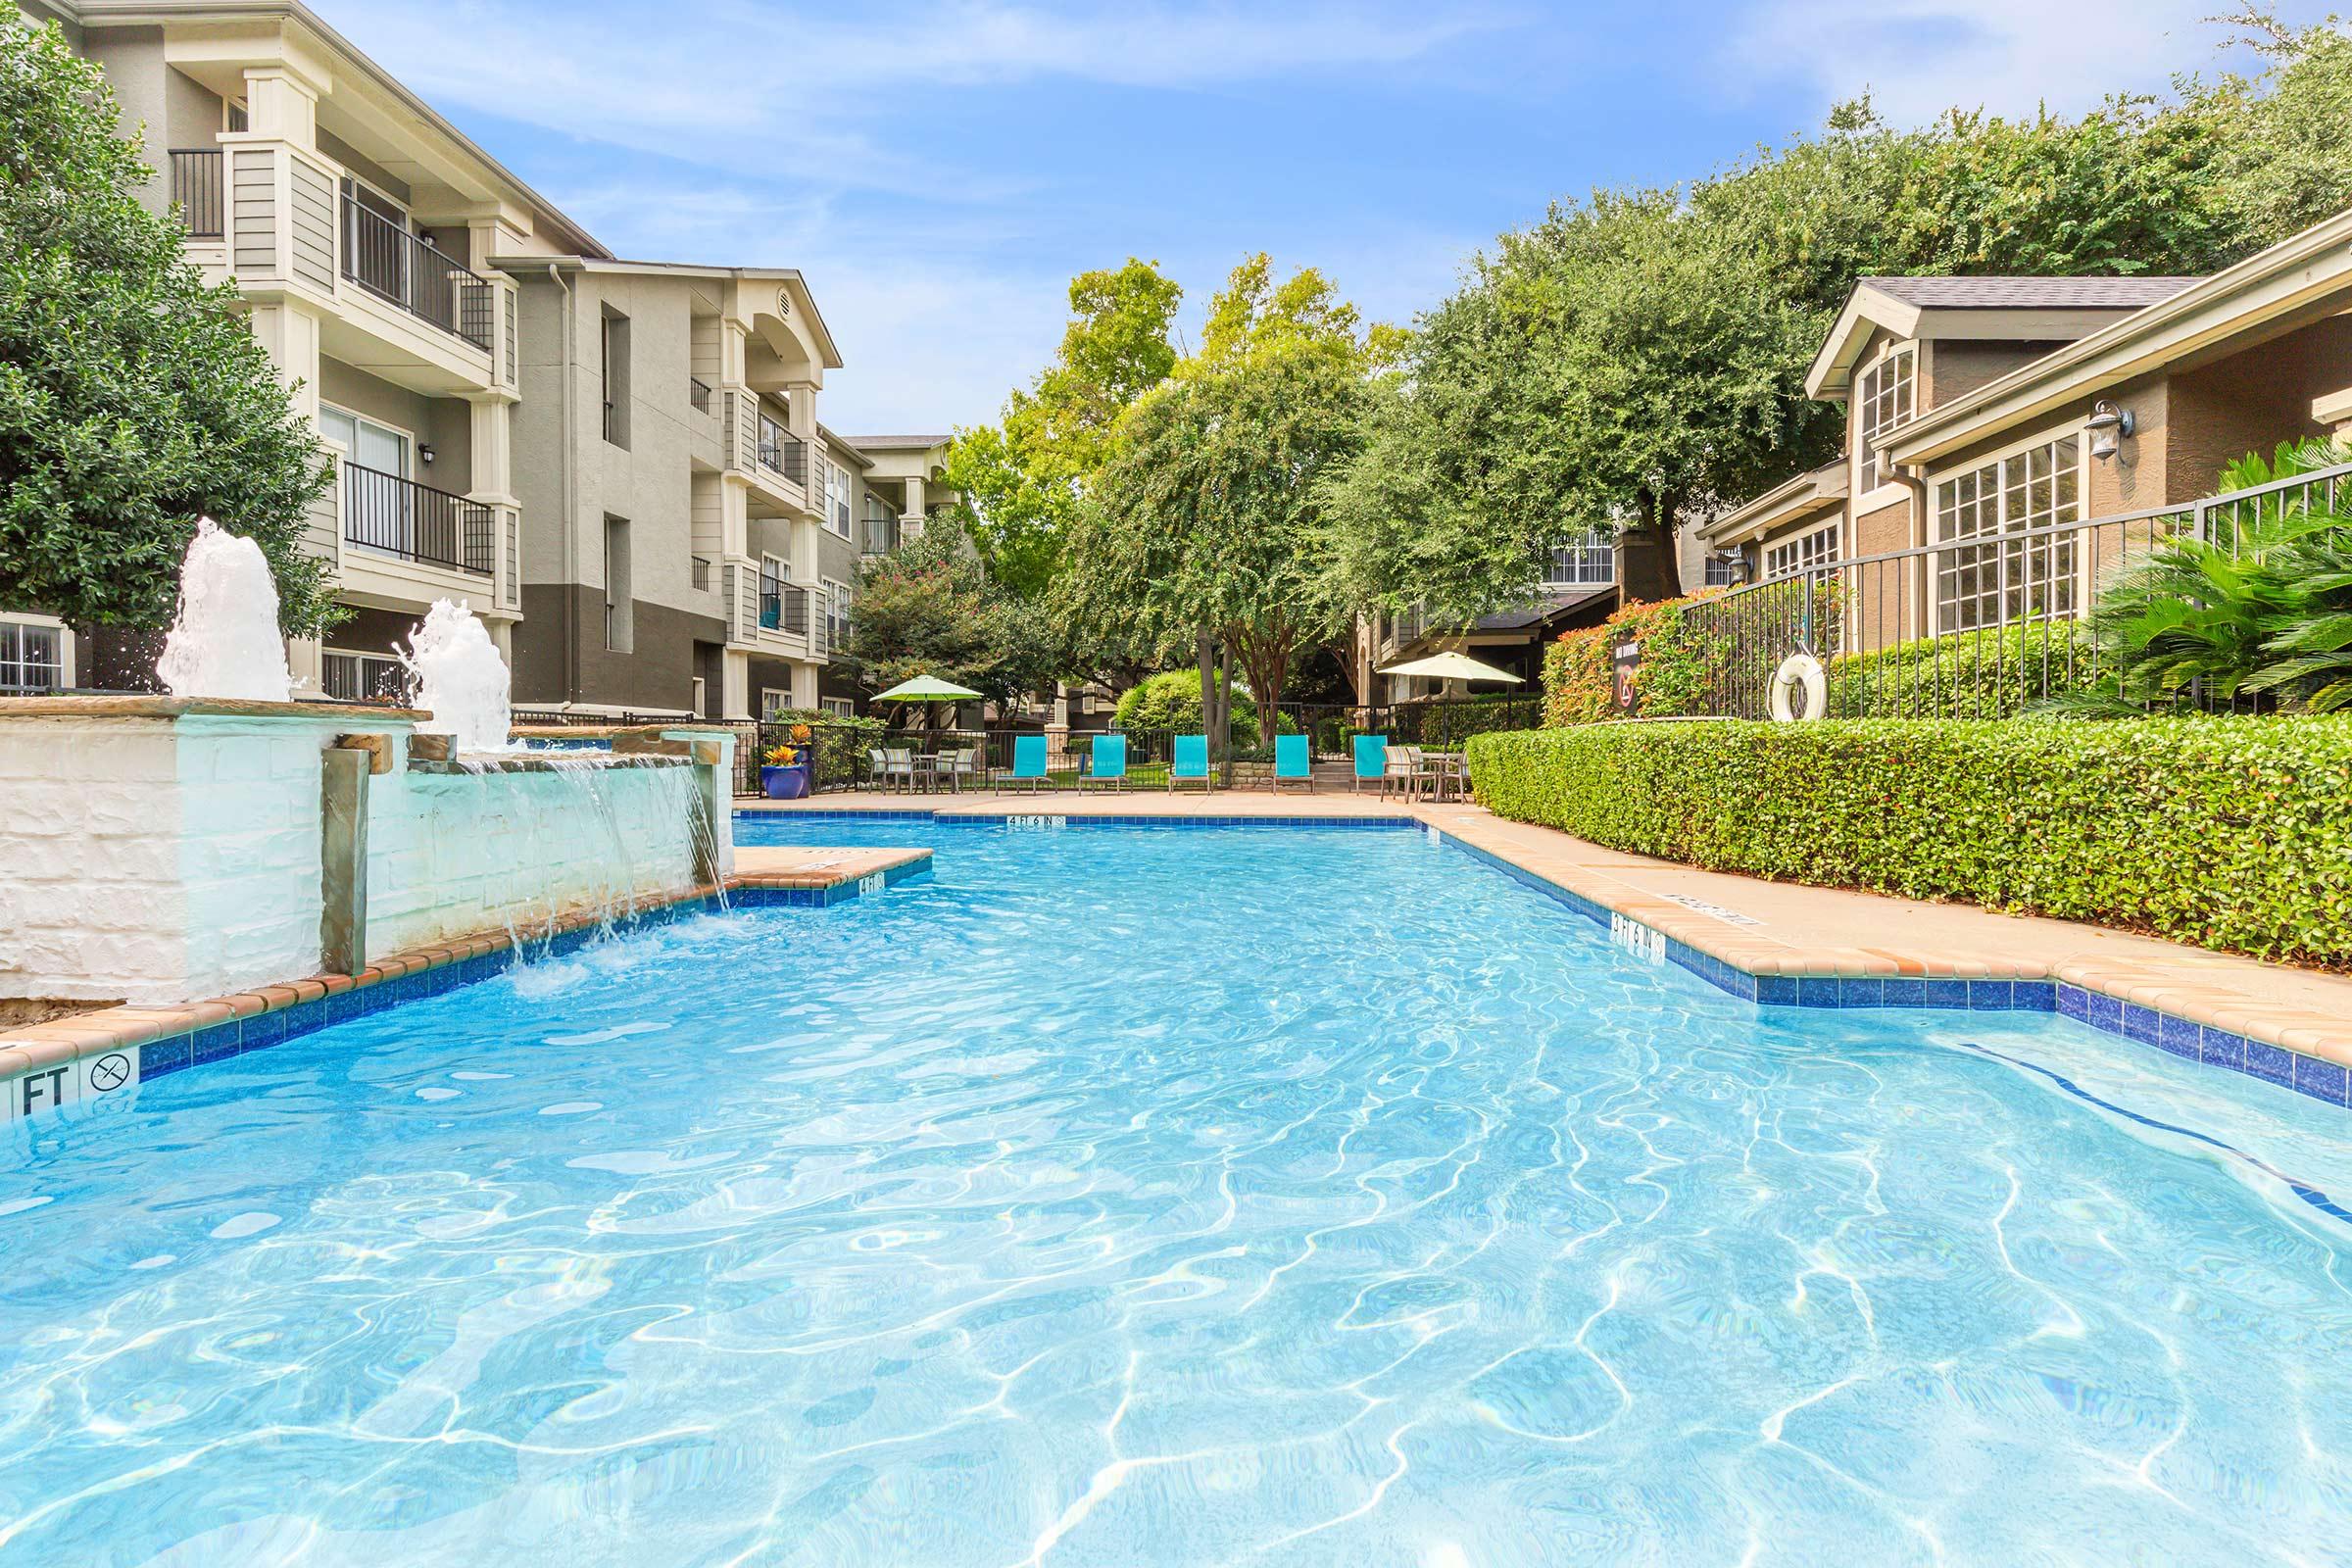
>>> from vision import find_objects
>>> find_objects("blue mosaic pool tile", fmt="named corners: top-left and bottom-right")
top-left (418, 964), bottom-right (461, 998)
top-left (140, 1037), bottom-right (192, 1080)
top-left (1883, 978), bottom-right (1928, 1008)
top-left (188, 1021), bottom-right (242, 1065)
top-left (2199, 1029), bottom-right (2247, 1070)
top-left (1797, 977), bottom-right (1841, 1008)
top-left (2057, 983), bottom-right (2089, 1021)
top-left (1749, 976), bottom-right (1794, 1006)
top-left (1968, 980), bottom-right (2015, 1010)
top-left (1842, 978), bottom-right (1886, 1008)
top-left (2123, 1004), bottom-right (2162, 1046)
top-left (2084, 993), bottom-right (2122, 1033)
top-left (244, 1006), bottom-right (290, 1050)
top-left (321, 987), bottom-right (365, 1026)
top-left (2157, 1013), bottom-right (2204, 1059)
top-left (2293, 1055), bottom-right (2349, 1105)
top-left (2014, 981), bottom-right (2055, 1012)
top-left (2244, 1040), bottom-right (2296, 1089)
top-left (1924, 978), bottom-right (1971, 1011)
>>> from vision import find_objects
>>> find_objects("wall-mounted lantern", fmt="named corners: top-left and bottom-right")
top-left (2086, 400), bottom-right (2134, 461)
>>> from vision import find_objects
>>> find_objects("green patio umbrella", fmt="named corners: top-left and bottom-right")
top-left (872, 674), bottom-right (984, 732)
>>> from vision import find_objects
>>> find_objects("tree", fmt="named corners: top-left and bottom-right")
top-left (941, 258), bottom-right (1182, 599)
top-left (1321, 20), bottom-right (2349, 623)
top-left (1069, 259), bottom-right (1381, 734)
top-left (0, 21), bottom-right (334, 633)
top-left (838, 520), bottom-right (1054, 710)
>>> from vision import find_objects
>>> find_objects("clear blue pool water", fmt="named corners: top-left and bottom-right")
top-left (3, 818), bottom-right (2349, 1566)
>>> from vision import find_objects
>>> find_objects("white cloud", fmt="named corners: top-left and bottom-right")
top-left (1721, 0), bottom-right (2286, 125)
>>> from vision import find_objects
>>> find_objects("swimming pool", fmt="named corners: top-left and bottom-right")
top-left (3, 818), bottom-right (2347, 1565)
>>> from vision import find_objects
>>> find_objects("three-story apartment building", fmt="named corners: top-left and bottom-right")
top-left (15, 0), bottom-right (605, 700)
top-left (503, 259), bottom-right (843, 719)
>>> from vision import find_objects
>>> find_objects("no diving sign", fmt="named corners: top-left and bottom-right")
top-left (1, 1046), bottom-right (141, 1126)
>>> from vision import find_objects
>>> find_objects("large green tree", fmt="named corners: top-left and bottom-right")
top-left (838, 519), bottom-right (1054, 710)
top-left (1323, 17), bottom-right (2351, 621)
top-left (0, 21), bottom-right (334, 633)
top-left (941, 258), bottom-right (1182, 599)
top-left (1068, 258), bottom-right (1381, 729)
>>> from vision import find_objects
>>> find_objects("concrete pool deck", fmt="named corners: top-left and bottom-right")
top-left (744, 789), bottom-right (2352, 1079)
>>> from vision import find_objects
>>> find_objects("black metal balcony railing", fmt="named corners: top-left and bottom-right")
top-left (689, 377), bottom-right (712, 414)
top-left (343, 462), bottom-right (493, 576)
top-left (341, 196), bottom-right (495, 352)
top-left (171, 149), bottom-right (224, 238)
top-left (859, 511), bottom-right (902, 557)
top-left (757, 415), bottom-right (808, 486)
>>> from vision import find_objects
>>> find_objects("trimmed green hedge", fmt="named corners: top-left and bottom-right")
top-left (1465, 716), bottom-right (2352, 965)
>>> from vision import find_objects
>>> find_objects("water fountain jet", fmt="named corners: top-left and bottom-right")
top-left (155, 517), bottom-right (293, 702)
top-left (401, 599), bottom-right (512, 755)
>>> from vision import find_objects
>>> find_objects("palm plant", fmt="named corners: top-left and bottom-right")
top-left (2048, 440), bottom-right (2352, 715)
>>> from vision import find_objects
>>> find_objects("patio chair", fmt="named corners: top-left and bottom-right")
top-left (1350, 734), bottom-right (1388, 794)
top-left (1085, 733), bottom-right (1128, 792)
top-left (997, 733), bottom-right (1050, 795)
top-left (873, 746), bottom-right (915, 795)
top-left (1272, 733), bottom-right (1312, 793)
top-left (1384, 744), bottom-right (1423, 802)
top-left (941, 745), bottom-right (981, 794)
top-left (1168, 734), bottom-right (1214, 792)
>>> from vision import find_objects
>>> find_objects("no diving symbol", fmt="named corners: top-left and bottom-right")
top-left (87, 1054), bottom-right (131, 1094)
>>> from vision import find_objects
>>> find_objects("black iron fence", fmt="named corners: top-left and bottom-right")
top-left (343, 462), bottom-right (494, 575)
top-left (171, 148), bottom-right (223, 238)
top-left (342, 195), bottom-right (496, 351)
top-left (1674, 461), bottom-right (2352, 720)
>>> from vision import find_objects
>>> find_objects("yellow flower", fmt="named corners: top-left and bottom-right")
top-left (764, 744), bottom-right (799, 766)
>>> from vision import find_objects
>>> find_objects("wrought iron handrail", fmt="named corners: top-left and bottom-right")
top-left (689, 377), bottom-right (712, 413)
top-left (342, 461), bottom-right (493, 576)
top-left (757, 415), bottom-right (808, 486)
top-left (170, 148), bottom-right (223, 238)
top-left (340, 195), bottom-right (495, 352)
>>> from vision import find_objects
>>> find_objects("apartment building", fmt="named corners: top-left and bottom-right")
top-left (10, 0), bottom-right (605, 701)
top-left (844, 435), bottom-right (956, 550)
top-left (503, 259), bottom-right (844, 719)
top-left (1360, 527), bottom-right (1721, 702)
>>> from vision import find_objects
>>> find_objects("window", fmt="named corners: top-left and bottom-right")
top-left (1542, 528), bottom-right (1615, 587)
top-left (759, 413), bottom-right (786, 474)
top-left (1703, 552), bottom-right (1742, 588)
top-left (1934, 434), bottom-right (2081, 632)
top-left (860, 503), bottom-right (901, 557)
top-left (321, 649), bottom-right (407, 702)
top-left (319, 404), bottom-right (410, 476)
top-left (760, 556), bottom-right (786, 631)
top-left (319, 404), bottom-right (415, 559)
top-left (824, 461), bottom-right (853, 538)
top-left (1855, 344), bottom-right (1915, 493)
top-left (0, 616), bottom-right (69, 694)
top-left (604, 515), bottom-right (633, 652)
top-left (691, 675), bottom-right (707, 718)
top-left (761, 687), bottom-right (794, 719)
top-left (1763, 524), bottom-right (1839, 582)
top-left (824, 579), bottom-right (851, 652)
top-left (820, 696), bottom-right (855, 718)
top-left (600, 308), bottom-right (631, 448)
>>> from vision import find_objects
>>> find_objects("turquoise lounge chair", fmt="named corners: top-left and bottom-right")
top-left (1351, 734), bottom-right (1388, 794)
top-left (1168, 733), bottom-right (1213, 792)
top-left (999, 733), bottom-right (1050, 794)
top-left (1273, 732), bottom-right (1312, 792)
top-left (1086, 733), bottom-right (1128, 791)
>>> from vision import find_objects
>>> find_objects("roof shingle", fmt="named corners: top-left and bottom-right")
top-left (1862, 275), bottom-right (2202, 310)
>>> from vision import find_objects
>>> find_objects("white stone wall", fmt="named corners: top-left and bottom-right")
top-left (364, 758), bottom-right (705, 959)
top-left (0, 710), bottom-right (731, 1008)
top-left (0, 713), bottom-right (348, 1005)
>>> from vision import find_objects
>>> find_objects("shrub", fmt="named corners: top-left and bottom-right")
top-left (1112, 669), bottom-right (1272, 747)
top-left (1543, 590), bottom-right (1746, 725)
top-left (1465, 716), bottom-right (2352, 966)
top-left (759, 707), bottom-right (885, 788)
top-left (1826, 620), bottom-right (2100, 719)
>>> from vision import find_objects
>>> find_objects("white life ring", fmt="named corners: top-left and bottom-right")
top-left (1768, 653), bottom-right (1828, 722)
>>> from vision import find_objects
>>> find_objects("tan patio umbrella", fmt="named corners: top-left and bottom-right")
top-left (1377, 651), bottom-right (1525, 697)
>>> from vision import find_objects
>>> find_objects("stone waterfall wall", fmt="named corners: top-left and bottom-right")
top-left (0, 702), bottom-right (732, 1010)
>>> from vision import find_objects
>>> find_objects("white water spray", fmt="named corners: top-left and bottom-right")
top-left (401, 599), bottom-right (512, 755)
top-left (155, 517), bottom-right (293, 702)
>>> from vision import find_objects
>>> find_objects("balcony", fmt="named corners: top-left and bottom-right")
top-left (690, 377), bottom-right (712, 414)
top-left (170, 148), bottom-right (223, 237)
top-left (343, 462), bottom-right (493, 576)
top-left (758, 414), bottom-right (808, 486)
top-left (859, 509), bottom-right (902, 557)
top-left (341, 195), bottom-right (494, 352)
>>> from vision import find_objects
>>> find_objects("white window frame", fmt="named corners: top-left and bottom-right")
top-left (760, 686), bottom-right (794, 719)
top-left (821, 576), bottom-right (852, 652)
top-left (823, 461), bottom-right (853, 538)
top-left (1541, 527), bottom-right (1616, 589)
top-left (1702, 552), bottom-right (1742, 588)
top-left (1854, 342), bottom-right (1916, 497)
top-left (1931, 430), bottom-right (2083, 636)
top-left (691, 675), bottom-right (707, 719)
top-left (320, 647), bottom-right (406, 703)
top-left (0, 612), bottom-right (74, 693)
top-left (1763, 521), bottom-right (1840, 583)
top-left (819, 695), bottom-right (855, 718)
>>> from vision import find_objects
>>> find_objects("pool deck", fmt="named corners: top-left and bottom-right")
top-left (732, 844), bottom-right (932, 891)
top-left (745, 788), bottom-right (2352, 1081)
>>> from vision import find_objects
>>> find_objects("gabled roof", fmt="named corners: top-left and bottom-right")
top-left (1470, 586), bottom-right (1615, 633)
top-left (1698, 460), bottom-right (1848, 548)
top-left (497, 258), bottom-right (843, 369)
top-left (1884, 207), bottom-right (2352, 467)
top-left (845, 434), bottom-right (954, 452)
top-left (1805, 274), bottom-right (2202, 399)
top-left (816, 422), bottom-right (873, 469)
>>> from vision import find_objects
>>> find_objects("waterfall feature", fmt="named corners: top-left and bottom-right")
top-left (155, 517), bottom-right (294, 702)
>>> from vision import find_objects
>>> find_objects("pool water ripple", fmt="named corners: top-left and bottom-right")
top-left (1, 821), bottom-right (2348, 1565)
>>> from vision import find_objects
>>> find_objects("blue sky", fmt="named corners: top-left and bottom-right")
top-left (323, 1), bottom-right (2318, 433)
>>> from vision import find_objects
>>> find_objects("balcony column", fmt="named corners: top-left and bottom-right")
top-left (239, 66), bottom-right (320, 149)
top-left (722, 650), bottom-right (752, 722)
top-left (903, 476), bottom-right (927, 540)
top-left (248, 299), bottom-right (325, 422)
